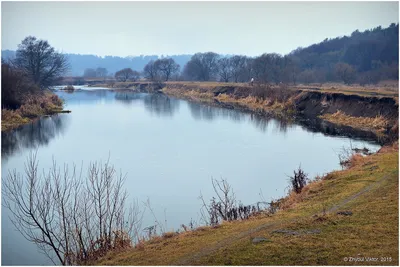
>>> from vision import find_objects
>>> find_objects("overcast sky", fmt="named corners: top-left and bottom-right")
top-left (1, 1), bottom-right (399, 57)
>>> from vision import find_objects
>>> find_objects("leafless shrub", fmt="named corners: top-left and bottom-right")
top-left (199, 178), bottom-right (276, 226)
top-left (2, 152), bottom-right (143, 265)
top-left (337, 142), bottom-right (370, 169)
top-left (180, 218), bottom-right (197, 232)
top-left (199, 178), bottom-right (237, 226)
top-left (143, 198), bottom-right (166, 236)
top-left (289, 166), bottom-right (308, 194)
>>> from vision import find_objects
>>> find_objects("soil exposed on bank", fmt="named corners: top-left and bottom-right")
top-left (104, 82), bottom-right (398, 144)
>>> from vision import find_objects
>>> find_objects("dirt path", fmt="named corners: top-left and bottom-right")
top-left (326, 174), bottom-right (389, 214)
top-left (174, 175), bottom-right (389, 265)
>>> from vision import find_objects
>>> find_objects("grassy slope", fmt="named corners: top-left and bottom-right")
top-left (96, 144), bottom-right (398, 266)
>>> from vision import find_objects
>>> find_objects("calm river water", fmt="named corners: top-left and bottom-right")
top-left (1, 89), bottom-right (381, 265)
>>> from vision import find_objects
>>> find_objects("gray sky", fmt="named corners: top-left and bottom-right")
top-left (1, 1), bottom-right (399, 57)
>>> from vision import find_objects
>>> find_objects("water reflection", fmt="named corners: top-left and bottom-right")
top-left (187, 101), bottom-right (292, 135)
top-left (143, 93), bottom-right (180, 117)
top-left (249, 114), bottom-right (272, 133)
top-left (271, 118), bottom-right (291, 135)
top-left (1, 115), bottom-right (69, 161)
top-left (297, 117), bottom-right (382, 144)
top-left (2, 90), bottom-right (382, 266)
top-left (57, 90), bottom-right (112, 104)
top-left (187, 101), bottom-right (245, 122)
top-left (114, 91), bottom-right (144, 105)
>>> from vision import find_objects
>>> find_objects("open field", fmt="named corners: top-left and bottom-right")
top-left (95, 142), bottom-right (399, 265)
top-left (89, 80), bottom-right (399, 99)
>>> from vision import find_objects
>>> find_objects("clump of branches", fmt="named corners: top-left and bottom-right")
top-left (199, 178), bottom-right (274, 226)
top-left (338, 146), bottom-right (356, 169)
top-left (338, 143), bottom-right (371, 169)
top-left (1, 62), bottom-right (41, 109)
top-left (142, 198), bottom-right (167, 239)
top-left (337, 142), bottom-right (371, 169)
top-left (2, 152), bottom-right (144, 265)
top-left (251, 85), bottom-right (271, 100)
top-left (289, 166), bottom-right (308, 194)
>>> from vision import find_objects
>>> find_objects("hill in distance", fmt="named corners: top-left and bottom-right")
top-left (2, 23), bottom-right (398, 81)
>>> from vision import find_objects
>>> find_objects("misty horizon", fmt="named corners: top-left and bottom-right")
top-left (2, 20), bottom-right (398, 59)
top-left (2, 1), bottom-right (399, 58)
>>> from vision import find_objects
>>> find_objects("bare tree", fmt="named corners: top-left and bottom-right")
top-left (143, 60), bottom-right (160, 81)
top-left (230, 55), bottom-right (247, 83)
top-left (130, 70), bottom-right (141, 82)
top-left (282, 56), bottom-right (300, 85)
top-left (83, 68), bottom-right (97, 78)
top-left (335, 62), bottom-right (356, 84)
top-left (2, 152), bottom-right (143, 265)
top-left (154, 58), bottom-right (180, 81)
top-left (114, 68), bottom-right (138, 82)
top-left (252, 53), bottom-right (283, 84)
top-left (298, 69), bottom-right (316, 84)
top-left (198, 178), bottom-right (268, 226)
top-left (199, 178), bottom-right (236, 225)
top-left (1, 62), bottom-right (39, 109)
top-left (95, 67), bottom-right (108, 80)
top-left (241, 57), bottom-right (254, 83)
top-left (217, 58), bottom-right (232, 82)
top-left (211, 178), bottom-right (236, 220)
top-left (183, 52), bottom-right (220, 81)
top-left (15, 36), bottom-right (69, 89)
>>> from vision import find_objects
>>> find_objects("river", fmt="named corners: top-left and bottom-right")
top-left (1, 88), bottom-right (381, 265)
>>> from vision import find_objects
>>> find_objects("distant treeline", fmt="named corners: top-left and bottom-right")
top-left (1, 49), bottom-right (192, 78)
top-left (3, 23), bottom-right (398, 85)
top-left (178, 23), bottom-right (399, 85)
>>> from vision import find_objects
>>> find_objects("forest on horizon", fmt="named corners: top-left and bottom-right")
top-left (2, 23), bottom-right (398, 85)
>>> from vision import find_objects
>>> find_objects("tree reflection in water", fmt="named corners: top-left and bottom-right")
top-left (187, 101), bottom-right (245, 123)
top-left (249, 114), bottom-right (272, 133)
top-left (1, 115), bottom-right (69, 161)
top-left (114, 91), bottom-right (144, 105)
top-left (143, 93), bottom-right (180, 117)
top-left (188, 101), bottom-right (293, 134)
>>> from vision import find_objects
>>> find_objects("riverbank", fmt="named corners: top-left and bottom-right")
top-left (97, 81), bottom-right (398, 144)
top-left (163, 83), bottom-right (398, 142)
top-left (95, 141), bottom-right (398, 265)
top-left (1, 91), bottom-right (69, 132)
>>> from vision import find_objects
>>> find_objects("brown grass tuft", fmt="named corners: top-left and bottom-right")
top-left (2, 92), bottom-right (65, 132)
top-left (320, 111), bottom-right (388, 133)
top-left (162, 231), bottom-right (177, 239)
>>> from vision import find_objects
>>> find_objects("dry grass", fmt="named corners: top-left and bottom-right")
top-left (163, 86), bottom-right (296, 118)
top-left (94, 80), bottom-right (398, 98)
top-left (293, 81), bottom-right (399, 98)
top-left (320, 111), bottom-right (389, 133)
top-left (95, 143), bottom-right (398, 266)
top-left (162, 231), bottom-right (178, 239)
top-left (1, 109), bottom-right (30, 131)
top-left (162, 87), bottom-right (215, 103)
top-left (1, 92), bottom-right (65, 132)
top-left (163, 83), bottom-right (395, 137)
top-left (99, 81), bottom-right (396, 138)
